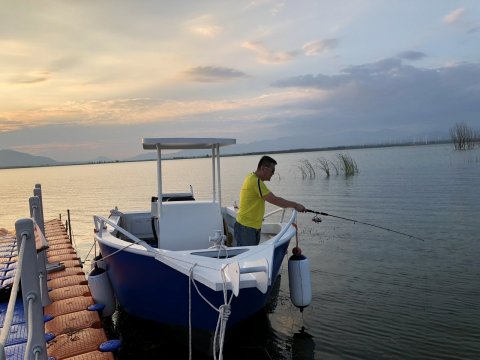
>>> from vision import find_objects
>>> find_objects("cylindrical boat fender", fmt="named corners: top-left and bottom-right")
top-left (288, 247), bottom-right (312, 312)
top-left (88, 266), bottom-right (116, 317)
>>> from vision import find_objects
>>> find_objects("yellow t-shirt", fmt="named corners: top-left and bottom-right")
top-left (236, 172), bottom-right (271, 229)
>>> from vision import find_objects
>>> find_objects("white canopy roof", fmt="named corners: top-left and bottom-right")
top-left (143, 138), bottom-right (236, 150)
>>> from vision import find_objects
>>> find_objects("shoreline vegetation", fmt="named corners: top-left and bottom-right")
top-left (0, 139), bottom-right (461, 170)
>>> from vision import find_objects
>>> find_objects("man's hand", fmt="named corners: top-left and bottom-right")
top-left (295, 203), bottom-right (306, 213)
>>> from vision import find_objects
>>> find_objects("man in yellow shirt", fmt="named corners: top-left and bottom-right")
top-left (234, 156), bottom-right (306, 246)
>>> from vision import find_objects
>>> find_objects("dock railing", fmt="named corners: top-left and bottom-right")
top-left (0, 185), bottom-right (50, 360)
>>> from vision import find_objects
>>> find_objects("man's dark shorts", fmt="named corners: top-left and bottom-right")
top-left (234, 222), bottom-right (260, 246)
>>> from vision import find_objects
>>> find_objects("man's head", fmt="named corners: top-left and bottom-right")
top-left (256, 156), bottom-right (277, 181)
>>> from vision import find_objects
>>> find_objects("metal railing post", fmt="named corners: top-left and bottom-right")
top-left (15, 218), bottom-right (48, 360)
top-left (67, 209), bottom-right (73, 244)
top-left (29, 196), bottom-right (52, 306)
top-left (34, 184), bottom-right (45, 234)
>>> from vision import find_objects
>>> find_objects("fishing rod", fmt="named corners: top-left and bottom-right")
top-left (305, 209), bottom-right (426, 242)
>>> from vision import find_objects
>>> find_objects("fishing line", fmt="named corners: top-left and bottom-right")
top-left (305, 209), bottom-right (426, 242)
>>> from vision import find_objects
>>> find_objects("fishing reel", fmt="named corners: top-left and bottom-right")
top-left (312, 214), bottom-right (322, 223)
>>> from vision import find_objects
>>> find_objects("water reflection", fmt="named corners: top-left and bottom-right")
top-left (289, 327), bottom-right (315, 360)
top-left (111, 276), bottom-right (285, 359)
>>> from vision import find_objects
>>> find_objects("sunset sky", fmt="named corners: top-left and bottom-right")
top-left (1, 1), bottom-right (479, 161)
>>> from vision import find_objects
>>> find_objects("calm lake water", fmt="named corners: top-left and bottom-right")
top-left (1, 144), bottom-right (479, 359)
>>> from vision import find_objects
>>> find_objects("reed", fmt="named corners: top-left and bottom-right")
top-left (316, 158), bottom-right (331, 177)
top-left (302, 159), bottom-right (316, 179)
top-left (297, 155), bottom-right (358, 179)
top-left (297, 159), bottom-right (316, 179)
top-left (337, 153), bottom-right (358, 176)
top-left (297, 165), bottom-right (307, 180)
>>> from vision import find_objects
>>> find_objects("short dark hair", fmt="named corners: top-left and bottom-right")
top-left (257, 155), bottom-right (277, 170)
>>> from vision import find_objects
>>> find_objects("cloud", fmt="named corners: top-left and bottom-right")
top-left (272, 73), bottom-right (349, 89)
top-left (302, 39), bottom-right (338, 56)
top-left (243, 38), bottom-right (337, 64)
top-left (0, 40), bottom-right (31, 57)
top-left (0, 89), bottom-right (321, 134)
top-left (183, 66), bottom-right (248, 82)
top-left (187, 15), bottom-right (222, 38)
top-left (441, 7), bottom-right (480, 35)
top-left (0, 118), bottom-right (22, 132)
top-left (443, 8), bottom-right (465, 25)
top-left (246, 0), bottom-right (285, 16)
top-left (270, 59), bottom-right (480, 134)
top-left (242, 41), bottom-right (298, 64)
top-left (191, 25), bottom-right (222, 38)
top-left (467, 25), bottom-right (480, 34)
top-left (10, 72), bottom-right (50, 84)
top-left (397, 51), bottom-right (426, 61)
top-left (4, 59), bottom-right (480, 161)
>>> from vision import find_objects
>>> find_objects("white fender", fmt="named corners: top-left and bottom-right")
top-left (88, 267), bottom-right (116, 317)
top-left (288, 254), bottom-right (312, 311)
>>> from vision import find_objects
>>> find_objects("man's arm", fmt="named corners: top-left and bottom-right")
top-left (264, 192), bottom-right (306, 212)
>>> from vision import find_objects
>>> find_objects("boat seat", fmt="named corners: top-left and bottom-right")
top-left (157, 201), bottom-right (224, 251)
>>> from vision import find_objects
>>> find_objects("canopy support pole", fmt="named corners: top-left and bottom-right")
top-left (216, 144), bottom-right (222, 207)
top-left (212, 146), bottom-right (216, 203)
top-left (156, 146), bottom-right (162, 245)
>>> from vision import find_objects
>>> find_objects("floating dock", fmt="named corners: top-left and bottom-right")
top-left (0, 216), bottom-right (118, 359)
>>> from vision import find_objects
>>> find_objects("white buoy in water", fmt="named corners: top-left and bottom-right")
top-left (288, 247), bottom-right (312, 312)
top-left (88, 266), bottom-right (116, 317)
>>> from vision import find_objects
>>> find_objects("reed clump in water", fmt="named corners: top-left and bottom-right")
top-left (297, 159), bottom-right (316, 179)
top-left (336, 153), bottom-right (358, 176)
top-left (316, 158), bottom-right (338, 177)
top-left (298, 154), bottom-right (358, 179)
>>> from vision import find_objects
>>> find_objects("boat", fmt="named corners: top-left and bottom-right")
top-left (92, 138), bottom-right (298, 353)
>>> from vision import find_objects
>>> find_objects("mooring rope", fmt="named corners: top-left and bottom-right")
top-left (213, 269), bottom-right (233, 360)
top-left (81, 241), bottom-right (96, 266)
top-left (188, 264), bottom-right (233, 360)
top-left (188, 264), bottom-right (197, 360)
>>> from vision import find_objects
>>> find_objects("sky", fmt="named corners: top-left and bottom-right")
top-left (1, 0), bottom-right (480, 162)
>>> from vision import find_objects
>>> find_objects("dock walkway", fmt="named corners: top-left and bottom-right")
top-left (0, 218), bottom-right (117, 360)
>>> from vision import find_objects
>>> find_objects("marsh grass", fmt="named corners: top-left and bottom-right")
top-left (316, 158), bottom-right (330, 177)
top-left (297, 154), bottom-right (358, 179)
top-left (337, 153), bottom-right (358, 176)
top-left (297, 165), bottom-right (307, 179)
top-left (297, 160), bottom-right (316, 179)
top-left (316, 158), bottom-right (339, 177)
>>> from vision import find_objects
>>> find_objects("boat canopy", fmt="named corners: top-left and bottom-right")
top-left (143, 137), bottom-right (236, 247)
top-left (143, 138), bottom-right (236, 150)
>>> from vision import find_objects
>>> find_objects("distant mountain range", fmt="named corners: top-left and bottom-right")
top-left (0, 149), bottom-right (58, 169)
top-left (128, 130), bottom-right (450, 161)
top-left (1, 130), bottom-right (451, 169)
